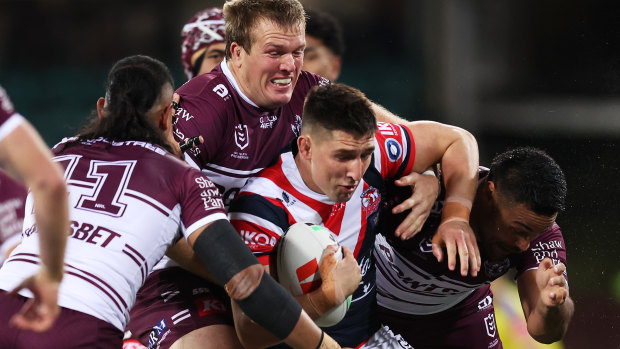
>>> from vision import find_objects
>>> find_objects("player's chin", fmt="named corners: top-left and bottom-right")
top-left (335, 191), bottom-right (355, 203)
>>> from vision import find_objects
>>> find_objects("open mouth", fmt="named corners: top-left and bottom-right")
top-left (271, 78), bottom-right (292, 86)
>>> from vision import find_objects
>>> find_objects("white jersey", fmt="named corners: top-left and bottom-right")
top-left (0, 138), bottom-right (227, 330)
top-left (229, 122), bottom-right (417, 348)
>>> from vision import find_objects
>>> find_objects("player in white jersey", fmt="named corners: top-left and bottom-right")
top-left (0, 56), bottom-right (341, 349)
top-left (228, 83), bottom-right (479, 348)
top-left (374, 147), bottom-right (574, 348)
top-left (0, 85), bottom-right (68, 333)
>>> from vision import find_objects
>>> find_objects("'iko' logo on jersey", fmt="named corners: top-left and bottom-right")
top-left (384, 138), bottom-right (402, 162)
top-left (213, 84), bottom-right (229, 98)
top-left (234, 124), bottom-right (249, 150)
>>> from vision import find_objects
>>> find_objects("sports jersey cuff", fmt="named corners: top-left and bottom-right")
top-left (0, 113), bottom-right (23, 142)
top-left (185, 212), bottom-right (229, 239)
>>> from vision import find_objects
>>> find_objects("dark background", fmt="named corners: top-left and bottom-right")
top-left (1, 0), bottom-right (618, 347)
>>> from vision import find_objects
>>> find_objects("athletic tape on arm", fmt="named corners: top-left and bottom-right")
top-left (192, 219), bottom-right (302, 339)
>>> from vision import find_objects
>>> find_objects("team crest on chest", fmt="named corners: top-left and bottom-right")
top-left (483, 258), bottom-right (510, 279)
top-left (361, 187), bottom-right (381, 217)
top-left (291, 114), bottom-right (302, 137)
top-left (234, 124), bottom-right (249, 150)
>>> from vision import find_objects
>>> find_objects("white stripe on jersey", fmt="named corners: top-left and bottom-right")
top-left (184, 212), bottom-right (229, 238)
top-left (221, 59), bottom-right (259, 108)
top-left (171, 309), bottom-right (191, 325)
top-left (205, 162), bottom-right (264, 176)
top-left (0, 112), bottom-right (23, 142)
top-left (337, 184), bottom-right (365, 253)
top-left (374, 234), bottom-right (476, 315)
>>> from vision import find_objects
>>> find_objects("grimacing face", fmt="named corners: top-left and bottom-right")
top-left (233, 19), bottom-right (305, 109)
top-left (307, 129), bottom-right (375, 203)
top-left (478, 188), bottom-right (557, 261)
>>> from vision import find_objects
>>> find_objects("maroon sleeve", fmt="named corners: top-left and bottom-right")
top-left (514, 223), bottom-right (568, 280)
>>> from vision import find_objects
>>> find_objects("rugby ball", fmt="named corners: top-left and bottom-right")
top-left (277, 222), bottom-right (352, 327)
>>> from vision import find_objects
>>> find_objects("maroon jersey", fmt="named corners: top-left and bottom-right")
top-left (173, 61), bottom-right (328, 206)
top-left (0, 169), bottom-right (27, 263)
top-left (374, 167), bottom-right (568, 348)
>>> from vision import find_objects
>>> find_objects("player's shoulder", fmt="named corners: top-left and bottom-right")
top-left (533, 222), bottom-right (564, 244)
top-left (294, 71), bottom-right (329, 94)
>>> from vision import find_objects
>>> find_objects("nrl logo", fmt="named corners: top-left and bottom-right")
top-left (484, 313), bottom-right (496, 337)
top-left (234, 124), bottom-right (249, 150)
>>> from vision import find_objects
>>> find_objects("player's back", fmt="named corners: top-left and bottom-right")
top-left (0, 138), bottom-right (214, 330)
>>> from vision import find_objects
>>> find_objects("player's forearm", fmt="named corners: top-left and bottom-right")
top-left (371, 102), bottom-right (408, 124)
top-left (166, 238), bottom-right (218, 282)
top-left (232, 301), bottom-right (283, 349)
top-left (32, 163), bottom-right (68, 282)
top-left (5, 123), bottom-right (69, 281)
top-left (526, 296), bottom-right (574, 344)
top-left (439, 128), bottom-right (478, 219)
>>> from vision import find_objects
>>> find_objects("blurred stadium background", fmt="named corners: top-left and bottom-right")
top-left (1, 0), bottom-right (618, 347)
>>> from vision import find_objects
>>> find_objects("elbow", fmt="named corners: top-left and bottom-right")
top-left (530, 332), bottom-right (565, 345)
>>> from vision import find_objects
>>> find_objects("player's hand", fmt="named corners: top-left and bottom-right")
top-left (317, 245), bottom-right (360, 311)
top-left (392, 171), bottom-right (440, 239)
top-left (535, 258), bottom-right (569, 307)
top-left (431, 220), bottom-right (480, 277)
top-left (9, 268), bottom-right (61, 332)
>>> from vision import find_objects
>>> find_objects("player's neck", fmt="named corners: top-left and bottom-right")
top-left (294, 154), bottom-right (324, 195)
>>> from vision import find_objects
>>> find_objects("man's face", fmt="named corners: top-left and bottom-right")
top-left (478, 189), bottom-right (556, 261)
top-left (192, 42), bottom-right (227, 76)
top-left (308, 129), bottom-right (375, 203)
top-left (236, 19), bottom-right (305, 109)
top-left (303, 35), bottom-right (341, 81)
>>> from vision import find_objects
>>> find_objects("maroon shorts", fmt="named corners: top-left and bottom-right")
top-left (377, 286), bottom-right (503, 349)
top-left (126, 267), bottom-right (233, 349)
top-left (0, 290), bottom-right (123, 348)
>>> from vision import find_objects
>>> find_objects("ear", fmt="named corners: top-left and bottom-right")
top-left (486, 181), bottom-right (497, 201)
top-left (230, 42), bottom-right (244, 68)
top-left (96, 97), bottom-right (106, 119)
top-left (158, 105), bottom-right (171, 132)
top-left (331, 56), bottom-right (342, 81)
top-left (297, 135), bottom-right (312, 160)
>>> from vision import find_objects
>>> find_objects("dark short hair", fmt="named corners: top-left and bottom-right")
top-left (65, 55), bottom-right (174, 152)
top-left (305, 9), bottom-right (345, 57)
top-left (488, 147), bottom-right (567, 216)
top-left (302, 83), bottom-right (377, 138)
top-left (224, 0), bottom-right (305, 60)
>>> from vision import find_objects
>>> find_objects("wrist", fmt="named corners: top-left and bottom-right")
top-left (440, 199), bottom-right (472, 224)
top-left (306, 292), bottom-right (323, 318)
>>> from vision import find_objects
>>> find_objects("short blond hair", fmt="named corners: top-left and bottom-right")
top-left (223, 0), bottom-right (305, 59)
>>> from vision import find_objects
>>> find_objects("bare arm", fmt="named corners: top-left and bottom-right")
top-left (187, 221), bottom-right (341, 349)
top-left (0, 121), bottom-right (68, 331)
top-left (517, 259), bottom-right (574, 343)
top-left (371, 102), bottom-right (408, 124)
top-left (405, 121), bottom-right (481, 276)
top-left (231, 245), bottom-right (359, 349)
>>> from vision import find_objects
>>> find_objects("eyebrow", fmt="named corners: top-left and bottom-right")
top-left (514, 221), bottom-right (533, 232)
top-left (206, 48), bottom-right (225, 55)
